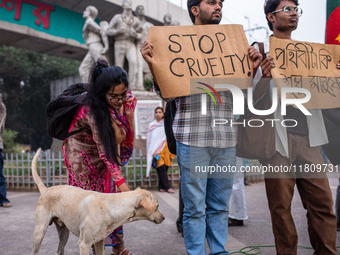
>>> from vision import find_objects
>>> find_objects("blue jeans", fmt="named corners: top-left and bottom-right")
top-left (177, 141), bottom-right (235, 255)
top-left (0, 151), bottom-right (9, 204)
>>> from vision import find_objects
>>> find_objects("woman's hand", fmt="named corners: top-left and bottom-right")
top-left (118, 183), bottom-right (130, 192)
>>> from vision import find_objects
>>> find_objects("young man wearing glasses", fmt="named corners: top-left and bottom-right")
top-left (141, 0), bottom-right (262, 254)
top-left (259, 1), bottom-right (337, 254)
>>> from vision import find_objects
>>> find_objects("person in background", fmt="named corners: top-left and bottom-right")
top-left (336, 174), bottom-right (340, 232)
top-left (228, 157), bottom-right (248, 226)
top-left (323, 31), bottom-right (340, 233)
top-left (0, 93), bottom-right (10, 208)
top-left (63, 58), bottom-right (136, 255)
top-left (146, 107), bottom-right (175, 193)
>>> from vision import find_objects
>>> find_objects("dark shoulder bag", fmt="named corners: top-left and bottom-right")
top-left (46, 83), bottom-right (88, 140)
top-left (236, 42), bottom-right (276, 160)
top-left (164, 100), bottom-right (177, 155)
top-left (321, 108), bottom-right (340, 165)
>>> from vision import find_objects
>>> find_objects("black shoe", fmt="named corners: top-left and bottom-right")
top-left (228, 218), bottom-right (244, 226)
top-left (244, 178), bottom-right (251, 186)
top-left (176, 218), bottom-right (183, 233)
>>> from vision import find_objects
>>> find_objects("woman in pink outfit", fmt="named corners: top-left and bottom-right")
top-left (63, 58), bottom-right (136, 255)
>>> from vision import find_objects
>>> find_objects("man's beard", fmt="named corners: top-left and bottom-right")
top-left (209, 18), bottom-right (221, 24)
top-left (207, 13), bottom-right (221, 24)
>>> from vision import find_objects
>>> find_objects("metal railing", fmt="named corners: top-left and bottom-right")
top-left (3, 150), bottom-right (264, 190)
top-left (3, 150), bottom-right (180, 190)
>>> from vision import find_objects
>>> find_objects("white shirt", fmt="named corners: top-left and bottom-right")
top-left (253, 38), bottom-right (328, 158)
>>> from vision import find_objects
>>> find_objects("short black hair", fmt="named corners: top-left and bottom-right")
top-left (155, 106), bottom-right (164, 113)
top-left (264, 0), bottom-right (299, 31)
top-left (187, 0), bottom-right (202, 24)
top-left (187, 0), bottom-right (224, 24)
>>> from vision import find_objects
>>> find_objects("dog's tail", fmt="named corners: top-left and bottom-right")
top-left (31, 148), bottom-right (47, 193)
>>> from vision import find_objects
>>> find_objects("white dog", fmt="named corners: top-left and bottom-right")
top-left (31, 149), bottom-right (164, 255)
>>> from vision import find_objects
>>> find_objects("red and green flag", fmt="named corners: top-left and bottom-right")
top-left (326, 0), bottom-right (340, 44)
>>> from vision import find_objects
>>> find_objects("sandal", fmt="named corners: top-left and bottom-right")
top-left (167, 188), bottom-right (175, 193)
top-left (0, 202), bottom-right (12, 208)
top-left (111, 247), bottom-right (132, 255)
top-left (159, 189), bottom-right (166, 192)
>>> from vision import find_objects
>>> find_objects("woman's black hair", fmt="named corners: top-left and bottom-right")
top-left (264, 0), bottom-right (299, 31)
top-left (84, 58), bottom-right (129, 166)
top-left (154, 106), bottom-right (164, 113)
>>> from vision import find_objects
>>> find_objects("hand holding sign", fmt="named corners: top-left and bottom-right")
top-left (144, 24), bottom-right (256, 98)
top-left (140, 41), bottom-right (154, 66)
top-left (248, 46), bottom-right (263, 75)
top-left (261, 56), bottom-right (275, 78)
top-left (140, 40), bottom-right (157, 83)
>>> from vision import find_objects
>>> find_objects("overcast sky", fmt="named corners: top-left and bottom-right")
top-left (168, 0), bottom-right (327, 45)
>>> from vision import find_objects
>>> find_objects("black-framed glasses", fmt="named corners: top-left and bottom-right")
top-left (272, 6), bottom-right (303, 16)
top-left (107, 94), bottom-right (129, 102)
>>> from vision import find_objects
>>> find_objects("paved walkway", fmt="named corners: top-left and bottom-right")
top-left (1, 178), bottom-right (340, 254)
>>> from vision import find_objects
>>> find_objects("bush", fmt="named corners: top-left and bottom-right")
top-left (144, 78), bottom-right (153, 91)
top-left (2, 128), bottom-right (20, 153)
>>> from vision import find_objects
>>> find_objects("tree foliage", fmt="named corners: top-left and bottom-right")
top-left (2, 128), bottom-right (19, 153)
top-left (0, 45), bottom-right (80, 150)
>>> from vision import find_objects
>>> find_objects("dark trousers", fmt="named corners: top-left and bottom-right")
top-left (0, 151), bottom-right (9, 204)
top-left (261, 134), bottom-right (337, 255)
top-left (156, 164), bottom-right (171, 190)
top-left (336, 178), bottom-right (340, 227)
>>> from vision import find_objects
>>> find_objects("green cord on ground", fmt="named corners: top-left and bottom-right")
top-left (230, 245), bottom-right (340, 254)
top-left (230, 246), bottom-right (263, 254)
top-left (230, 245), bottom-right (274, 255)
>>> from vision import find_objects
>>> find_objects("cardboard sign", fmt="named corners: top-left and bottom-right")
top-left (148, 24), bottom-right (253, 98)
top-left (270, 37), bottom-right (340, 109)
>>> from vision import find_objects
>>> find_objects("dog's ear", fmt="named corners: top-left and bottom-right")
top-left (135, 187), bottom-right (141, 191)
top-left (139, 195), bottom-right (154, 212)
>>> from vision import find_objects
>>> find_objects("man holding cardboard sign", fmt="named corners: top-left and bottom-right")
top-left (144, 24), bottom-right (255, 98)
top-left (141, 0), bottom-right (262, 254)
top-left (255, 0), bottom-right (338, 254)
